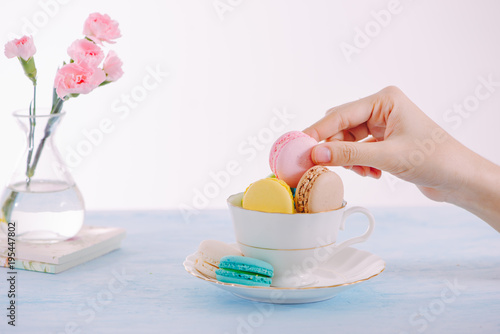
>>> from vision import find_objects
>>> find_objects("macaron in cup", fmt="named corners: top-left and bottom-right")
top-left (269, 131), bottom-right (318, 188)
top-left (242, 177), bottom-right (295, 214)
top-left (295, 166), bottom-right (344, 213)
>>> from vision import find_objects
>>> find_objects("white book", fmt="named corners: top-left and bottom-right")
top-left (0, 225), bottom-right (126, 274)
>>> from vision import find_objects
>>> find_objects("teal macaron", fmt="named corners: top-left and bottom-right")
top-left (215, 256), bottom-right (274, 287)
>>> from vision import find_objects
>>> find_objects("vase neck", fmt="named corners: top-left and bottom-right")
top-left (10, 109), bottom-right (72, 188)
top-left (14, 111), bottom-right (65, 141)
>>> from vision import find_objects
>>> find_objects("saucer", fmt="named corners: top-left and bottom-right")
top-left (183, 246), bottom-right (385, 304)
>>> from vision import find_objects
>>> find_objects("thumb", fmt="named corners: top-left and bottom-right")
top-left (311, 140), bottom-right (388, 169)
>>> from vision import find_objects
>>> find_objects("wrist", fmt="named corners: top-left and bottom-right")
top-left (448, 150), bottom-right (500, 231)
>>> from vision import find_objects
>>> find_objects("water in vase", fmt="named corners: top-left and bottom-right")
top-left (1, 180), bottom-right (85, 243)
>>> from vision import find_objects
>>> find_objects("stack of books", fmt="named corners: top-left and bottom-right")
top-left (0, 226), bottom-right (126, 274)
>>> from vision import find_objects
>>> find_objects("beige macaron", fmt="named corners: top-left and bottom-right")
top-left (194, 240), bottom-right (243, 279)
top-left (295, 166), bottom-right (344, 213)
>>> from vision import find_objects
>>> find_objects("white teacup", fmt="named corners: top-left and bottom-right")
top-left (227, 193), bottom-right (375, 287)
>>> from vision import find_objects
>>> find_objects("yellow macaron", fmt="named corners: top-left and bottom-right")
top-left (242, 178), bottom-right (295, 214)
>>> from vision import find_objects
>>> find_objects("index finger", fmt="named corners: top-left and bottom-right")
top-left (303, 93), bottom-right (380, 142)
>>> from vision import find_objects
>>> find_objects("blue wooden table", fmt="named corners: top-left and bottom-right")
top-left (1, 206), bottom-right (499, 333)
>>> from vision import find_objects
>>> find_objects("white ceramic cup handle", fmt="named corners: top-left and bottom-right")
top-left (334, 206), bottom-right (375, 253)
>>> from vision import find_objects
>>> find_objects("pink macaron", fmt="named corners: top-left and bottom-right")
top-left (269, 131), bottom-right (318, 188)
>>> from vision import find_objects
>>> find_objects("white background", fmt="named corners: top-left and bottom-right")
top-left (0, 0), bottom-right (499, 212)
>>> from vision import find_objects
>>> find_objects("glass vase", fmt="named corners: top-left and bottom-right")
top-left (0, 109), bottom-right (85, 243)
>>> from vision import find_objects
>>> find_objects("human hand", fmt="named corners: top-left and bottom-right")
top-left (303, 86), bottom-right (500, 229)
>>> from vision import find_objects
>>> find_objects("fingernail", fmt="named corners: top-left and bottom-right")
top-left (314, 147), bottom-right (331, 163)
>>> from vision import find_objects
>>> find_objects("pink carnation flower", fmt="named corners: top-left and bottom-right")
top-left (102, 50), bottom-right (123, 81)
top-left (54, 62), bottom-right (106, 99)
top-left (83, 13), bottom-right (121, 45)
top-left (67, 39), bottom-right (104, 67)
top-left (4, 35), bottom-right (36, 61)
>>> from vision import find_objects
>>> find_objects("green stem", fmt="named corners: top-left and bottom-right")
top-left (28, 136), bottom-right (48, 178)
top-left (33, 84), bottom-right (37, 116)
top-left (1, 190), bottom-right (18, 225)
top-left (4, 57), bottom-right (37, 222)
top-left (51, 98), bottom-right (64, 114)
top-left (25, 85), bottom-right (37, 187)
top-left (27, 95), bottom-right (65, 179)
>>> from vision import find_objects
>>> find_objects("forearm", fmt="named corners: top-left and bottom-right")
top-left (449, 151), bottom-right (500, 232)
